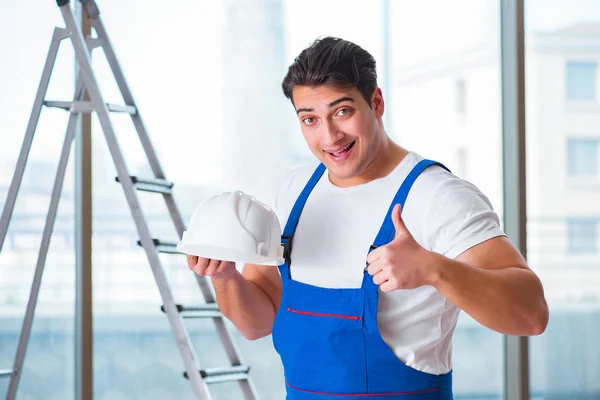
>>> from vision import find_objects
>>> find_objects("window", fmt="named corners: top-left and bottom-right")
top-left (567, 218), bottom-right (599, 254)
top-left (527, 3), bottom-right (600, 398)
top-left (391, 2), bottom-right (504, 398)
top-left (566, 61), bottom-right (597, 101)
top-left (567, 138), bottom-right (599, 177)
top-left (0, 3), bottom-right (75, 398)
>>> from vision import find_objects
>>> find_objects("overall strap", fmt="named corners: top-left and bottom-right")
top-left (362, 159), bottom-right (450, 290)
top-left (279, 163), bottom-right (326, 280)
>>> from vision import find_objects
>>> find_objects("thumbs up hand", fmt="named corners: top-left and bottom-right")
top-left (366, 204), bottom-right (438, 292)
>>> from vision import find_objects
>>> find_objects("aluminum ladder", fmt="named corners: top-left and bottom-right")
top-left (0, 1), bottom-right (260, 399)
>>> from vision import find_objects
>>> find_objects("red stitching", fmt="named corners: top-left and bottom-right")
top-left (286, 307), bottom-right (362, 321)
top-left (285, 379), bottom-right (440, 397)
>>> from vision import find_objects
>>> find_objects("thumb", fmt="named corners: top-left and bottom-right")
top-left (392, 204), bottom-right (409, 239)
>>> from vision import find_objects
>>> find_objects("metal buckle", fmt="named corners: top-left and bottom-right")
top-left (281, 235), bottom-right (293, 266)
top-left (364, 244), bottom-right (379, 272)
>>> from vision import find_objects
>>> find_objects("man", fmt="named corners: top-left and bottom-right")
top-left (187, 37), bottom-right (549, 399)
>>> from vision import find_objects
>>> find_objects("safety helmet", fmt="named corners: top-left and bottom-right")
top-left (177, 190), bottom-right (284, 265)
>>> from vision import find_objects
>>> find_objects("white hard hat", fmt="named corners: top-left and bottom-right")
top-left (177, 190), bottom-right (285, 265)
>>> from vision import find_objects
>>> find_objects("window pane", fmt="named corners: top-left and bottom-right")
top-left (0, 3), bottom-right (76, 399)
top-left (93, 1), bottom-right (286, 399)
top-left (88, 0), bottom-right (506, 398)
top-left (390, 1), bottom-right (504, 398)
top-left (526, 1), bottom-right (600, 398)
top-left (91, 0), bottom-right (506, 398)
top-left (567, 138), bottom-right (599, 177)
top-left (566, 61), bottom-right (597, 101)
top-left (567, 218), bottom-right (599, 254)
top-left (1, 1), bottom-right (511, 399)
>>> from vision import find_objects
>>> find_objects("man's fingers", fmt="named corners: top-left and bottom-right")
top-left (392, 203), bottom-right (410, 239)
top-left (204, 258), bottom-right (221, 276)
top-left (186, 254), bottom-right (198, 269)
top-left (366, 261), bottom-right (383, 276)
top-left (379, 280), bottom-right (395, 293)
top-left (216, 261), bottom-right (233, 275)
top-left (189, 256), bottom-right (209, 274)
top-left (372, 270), bottom-right (389, 286)
top-left (366, 248), bottom-right (380, 265)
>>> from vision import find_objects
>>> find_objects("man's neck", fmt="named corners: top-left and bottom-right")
top-left (330, 139), bottom-right (409, 187)
top-left (358, 139), bottom-right (408, 181)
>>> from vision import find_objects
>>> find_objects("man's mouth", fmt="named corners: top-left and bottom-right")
top-left (325, 141), bottom-right (356, 161)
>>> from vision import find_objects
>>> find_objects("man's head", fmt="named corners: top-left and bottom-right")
top-left (282, 37), bottom-right (378, 106)
top-left (282, 37), bottom-right (390, 186)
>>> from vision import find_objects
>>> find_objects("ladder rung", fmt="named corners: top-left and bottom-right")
top-left (44, 100), bottom-right (137, 115)
top-left (137, 239), bottom-right (179, 254)
top-left (161, 303), bottom-right (222, 318)
top-left (0, 369), bottom-right (14, 378)
top-left (44, 101), bottom-right (75, 110)
top-left (115, 176), bottom-right (174, 194)
top-left (106, 103), bottom-right (137, 114)
top-left (184, 365), bottom-right (250, 384)
top-left (204, 372), bottom-right (250, 384)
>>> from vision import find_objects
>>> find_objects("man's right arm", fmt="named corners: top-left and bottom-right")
top-left (187, 255), bottom-right (282, 340)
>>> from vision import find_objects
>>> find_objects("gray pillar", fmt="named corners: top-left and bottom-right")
top-left (500, 0), bottom-right (529, 399)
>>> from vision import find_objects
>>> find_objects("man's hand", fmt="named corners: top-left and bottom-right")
top-left (366, 204), bottom-right (438, 292)
top-left (186, 255), bottom-right (237, 281)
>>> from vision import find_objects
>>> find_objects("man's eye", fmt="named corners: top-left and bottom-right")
top-left (302, 117), bottom-right (316, 125)
top-left (337, 108), bottom-right (351, 116)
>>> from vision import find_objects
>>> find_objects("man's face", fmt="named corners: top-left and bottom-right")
top-left (292, 85), bottom-right (384, 185)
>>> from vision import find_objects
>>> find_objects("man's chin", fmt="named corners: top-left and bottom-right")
top-left (327, 165), bottom-right (360, 182)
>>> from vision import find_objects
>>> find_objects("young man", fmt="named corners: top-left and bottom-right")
top-left (187, 37), bottom-right (549, 399)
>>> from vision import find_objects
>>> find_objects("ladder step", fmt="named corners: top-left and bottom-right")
top-left (115, 176), bottom-right (174, 194)
top-left (184, 365), bottom-right (250, 384)
top-left (44, 100), bottom-right (137, 115)
top-left (161, 303), bottom-right (222, 318)
top-left (106, 103), bottom-right (137, 114)
top-left (0, 369), bottom-right (14, 378)
top-left (137, 238), bottom-right (179, 254)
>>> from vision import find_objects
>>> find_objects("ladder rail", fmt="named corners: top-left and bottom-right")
top-left (6, 76), bottom-right (85, 400)
top-left (0, 28), bottom-right (69, 255)
top-left (59, 3), bottom-right (214, 399)
top-left (89, 13), bottom-right (188, 236)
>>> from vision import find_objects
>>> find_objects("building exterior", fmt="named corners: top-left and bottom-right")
top-left (1, 6), bottom-right (600, 398)
top-left (393, 24), bottom-right (600, 307)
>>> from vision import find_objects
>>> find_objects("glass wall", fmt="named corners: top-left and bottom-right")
top-left (390, 1), bottom-right (505, 398)
top-left (525, 0), bottom-right (600, 398)
top-left (90, 1), bottom-right (285, 399)
top-left (5, 0), bottom-right (598, 399)
top-left (0, 2), bottom-right (76, 399)
top-left (85, 0), bottom-right (506, 398)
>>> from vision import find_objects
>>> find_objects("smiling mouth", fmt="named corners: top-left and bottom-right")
top-left (325, 141), bottom-right (356, 156)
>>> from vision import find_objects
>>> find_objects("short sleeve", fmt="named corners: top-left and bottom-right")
top-left (424, 176), bottom-right (506, 260)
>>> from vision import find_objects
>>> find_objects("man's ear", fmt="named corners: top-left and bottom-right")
top-left (371, 87), bottom-right (385, 117)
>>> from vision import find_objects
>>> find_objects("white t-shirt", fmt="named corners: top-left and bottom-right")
top-left (273, 151), bottom-right (506, 375)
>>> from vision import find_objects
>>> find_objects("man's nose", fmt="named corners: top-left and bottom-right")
top-left (322, 120), bottom-right (344, 146)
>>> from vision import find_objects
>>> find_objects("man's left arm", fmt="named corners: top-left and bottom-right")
top-left (367, 203), bottom-right (549, 337)
top-left (428, 235), bottom-right (549, 336)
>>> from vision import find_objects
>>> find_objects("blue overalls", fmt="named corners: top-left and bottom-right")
top-left (273, 159), bottom-right (453, 399)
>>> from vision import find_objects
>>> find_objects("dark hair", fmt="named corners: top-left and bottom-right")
top-left (281, 36), bottom-right (378, 107)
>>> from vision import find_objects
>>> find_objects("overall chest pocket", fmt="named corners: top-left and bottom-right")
top-left (273, 304), bottom-right (368, 394)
